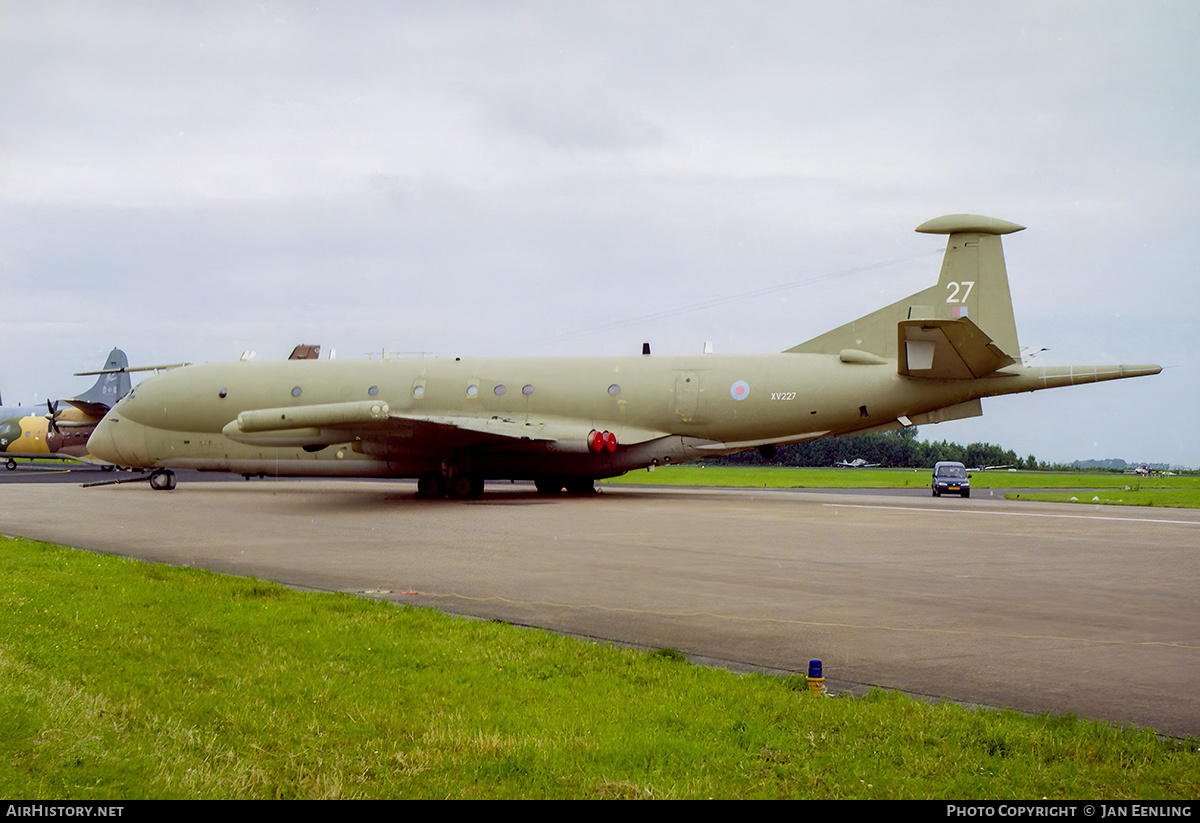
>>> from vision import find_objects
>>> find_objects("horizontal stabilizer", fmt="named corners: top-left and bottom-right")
top-left (74, 363), bottom-right (189, 376)
top-left (898, 317), bottom-right (1015, 379)
top-left (909, 398), bottom-right (983, 425)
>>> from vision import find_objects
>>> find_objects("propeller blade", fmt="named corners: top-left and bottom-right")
top-left (45, 400), bottom-right (61, 434)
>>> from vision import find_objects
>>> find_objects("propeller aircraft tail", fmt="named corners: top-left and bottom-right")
top-left (787, 214), bottom-right (1024, 363)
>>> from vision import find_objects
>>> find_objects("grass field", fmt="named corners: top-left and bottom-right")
top-left (1003, 489), bottom-right (1200, 509)
top-left (603, 466), bottom-right (1200, 498)
top-left (2, 536), bottom-right (1196, 799)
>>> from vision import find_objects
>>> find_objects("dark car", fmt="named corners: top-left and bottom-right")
top-left (932, 461), bottom-right (970, 498)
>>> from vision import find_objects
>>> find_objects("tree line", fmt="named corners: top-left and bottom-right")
top-left (715, 427), bottom-right (1043, 470)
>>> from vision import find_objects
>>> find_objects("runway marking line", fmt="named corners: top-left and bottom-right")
top-left (402, 591), bottom-right (1200, 651)
top-left (822, 502), bottom-right (1200, 527)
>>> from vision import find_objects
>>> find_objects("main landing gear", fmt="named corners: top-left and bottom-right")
top-left (415, 470), bottom-right (483, 499)
top-left (414, 471), bottom-right (598, 499)
top-left (534, 477), bottom-right (597, 495)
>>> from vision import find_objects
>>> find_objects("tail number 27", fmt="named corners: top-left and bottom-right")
top-left (946, 280), bottom-right (975, 303)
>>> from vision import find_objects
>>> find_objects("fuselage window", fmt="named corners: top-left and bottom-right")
top-left (368, 385), bottom-right (379, 396)
top-left (608, 384), bottom-right (621, 396)
top-left (522, 384), bottom-right (534, 396)
top-left (466, 385), bottom-right (479, 397)
top-left (494, 385), bottom-right (506, 396)
top-left (291, 386), bottom-right (302, 398)
top-left (413, 385), bottom-right (425, 398)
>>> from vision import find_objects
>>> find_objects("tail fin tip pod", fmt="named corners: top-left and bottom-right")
top-left (787, 214), bottom-right (1024, 361)
top-left (914, 214), bottom-right (1025, 236)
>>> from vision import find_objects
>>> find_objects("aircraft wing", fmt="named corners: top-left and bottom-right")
top-left (219, 399), bottom-right (671, 453)
top-left (376, 413), bottom-right (672, 454)
top-left (2, 452), bottom-right (105, 465)
top-left (60, 398), bottom-right (111, 419)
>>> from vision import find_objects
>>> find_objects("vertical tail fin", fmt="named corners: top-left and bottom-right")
top-left (70, 348), bottom-right (131, 415)
top-left (786, 214), bottom-right (1025, 361)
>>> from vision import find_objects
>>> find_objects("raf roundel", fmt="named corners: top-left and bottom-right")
top-left (730, 380), bottom-right (750, 401)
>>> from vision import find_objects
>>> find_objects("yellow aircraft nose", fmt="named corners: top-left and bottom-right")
top-left (88, 415), bottom-right (150, 467)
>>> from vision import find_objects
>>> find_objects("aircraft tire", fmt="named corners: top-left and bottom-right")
top-left (149, 470), bottom-right (177, 491)
top-left (534, 477), bottom-right (564, 494)
top-left (416, 471), bottom-right (445, 498)
top-left (449, 473), bottom-right (483, 499)
top-left (5, 458), bottom-right (15, 471)
top-left (564, 478), bottom-right (596, 495)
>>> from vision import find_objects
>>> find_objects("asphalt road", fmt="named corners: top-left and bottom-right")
top-left (2, 468), bottom-right (1197, 738)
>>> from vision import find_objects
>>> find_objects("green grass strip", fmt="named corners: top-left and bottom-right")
top-left (603, 466), bottom-right (1200, 498)
top-left (1003, 490), bottom-right (1200, 509)
top-left (1, 537), bottom-right (1195, 799)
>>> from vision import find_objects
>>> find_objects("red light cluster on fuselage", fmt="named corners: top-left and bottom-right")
top-left (588, 430), bottom-right (618, 453)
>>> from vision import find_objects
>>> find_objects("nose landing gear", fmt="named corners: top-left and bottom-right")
top-left (148, 469), bottom-right (177, 491)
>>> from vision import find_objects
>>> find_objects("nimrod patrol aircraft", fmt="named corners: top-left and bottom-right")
top-left (88, 215), bottom-right (1161, 496)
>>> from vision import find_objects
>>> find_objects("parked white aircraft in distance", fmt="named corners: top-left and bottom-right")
top-left (835, 458), bottom-right (881, 468)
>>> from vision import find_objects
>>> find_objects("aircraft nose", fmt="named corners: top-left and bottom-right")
top-left (88, 414), bottom-right (149, 467)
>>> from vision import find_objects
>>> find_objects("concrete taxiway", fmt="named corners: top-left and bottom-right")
top-left (1, 474), bottom-right (1197, 737)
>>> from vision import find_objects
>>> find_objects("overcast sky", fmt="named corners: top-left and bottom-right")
top-left (2, 1), bottom-right (1196, 466)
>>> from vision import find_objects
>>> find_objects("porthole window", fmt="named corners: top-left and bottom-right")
top-left (368, 385), bottom-right (379, 396)
top-left (522, 384), bottom-right (534, 396)
top-left (608, 384), bottom-right (621, 396)
top-left (494, 385), bottom-right (506, 396)
top-left (291, 386), bottom-right (302, 398)
top-left (413, 385), bottom-right (425, 398)
top-left (466, 385), bottom-right (479, 397)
